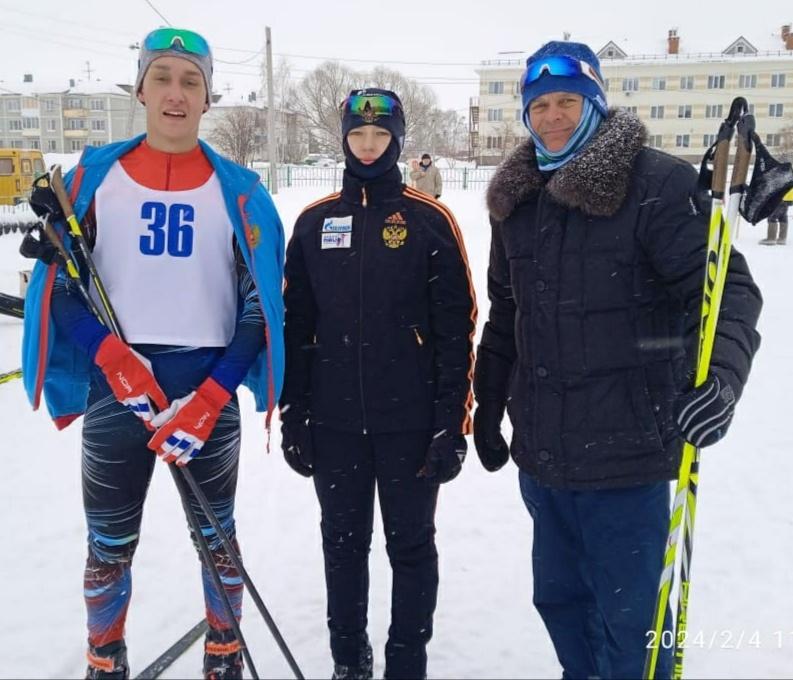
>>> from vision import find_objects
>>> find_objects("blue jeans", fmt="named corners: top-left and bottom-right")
top-left (519, 471), bottom-right (672, 679)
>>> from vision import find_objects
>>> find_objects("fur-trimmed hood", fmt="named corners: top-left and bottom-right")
top-left (486, 109), bottom-right (648, 220)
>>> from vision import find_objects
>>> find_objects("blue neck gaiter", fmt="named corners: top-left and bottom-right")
top-left (526, 98), bottom-right (604, 172)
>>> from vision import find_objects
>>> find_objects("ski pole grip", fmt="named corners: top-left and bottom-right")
top-left (49, 165), bottom-right (79, 223)
top-left (711, 142), bottom-right (730, 194)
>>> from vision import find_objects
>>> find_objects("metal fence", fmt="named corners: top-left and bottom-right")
top-left (0, 204), bottom-right (38, 234)
top-left (254, 165), bottom-right (497, 192)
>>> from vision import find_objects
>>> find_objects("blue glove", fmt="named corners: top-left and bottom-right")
top-left (675, 371), bottom-right (737, 448)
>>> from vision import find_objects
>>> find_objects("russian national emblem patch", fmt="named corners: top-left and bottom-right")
top-left (382, 211), bottom-right (408, 249)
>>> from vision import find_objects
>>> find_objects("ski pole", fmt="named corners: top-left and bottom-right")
top-left (45, 166), bottom-right (124, 336)
top-left (643, 96), bottom-right (747, 680)
top-left (169, 466), bottom-right (260, 679)
top-left (0, 369), bottom-right (22, 384)
top-left (36, 213), bottom-right (260, 678)
top-left (0, 292), bottom-right (24, 319)
top-left (670, 110), bottom-right (754, 680)
top-left (178, 464), bottom-right (305, 679)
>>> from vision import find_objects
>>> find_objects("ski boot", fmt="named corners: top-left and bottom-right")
top-left (203, 628), bottom-right (243, 680)
top-left (85, 640), bottom-right (129, 680)
top-left (759, 222), bottom-right (779, 245)
top-left (778, 222), bottom-right (788, 245)
top-left (332, 640), bottom-right (374, 679)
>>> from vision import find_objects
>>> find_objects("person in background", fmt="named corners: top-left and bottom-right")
top-left (410, 153), bottom-right (443, 199)
top-left (280, 88), bottom-right (476, 679)
top-left (21, 27), bottom-right (285, 680)
top-left (472, 40), bottom-right (762, 679)
top-left (759, 191), bottom-right (790, 245)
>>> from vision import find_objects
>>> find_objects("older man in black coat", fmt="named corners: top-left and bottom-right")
top-left (473, 40), bottom-right (762, 679)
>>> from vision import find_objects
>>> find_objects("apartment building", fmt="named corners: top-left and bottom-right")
top-left (0, 77), bottom-right (147, 153)
top-left (472, 25), bottom-right (793, 165)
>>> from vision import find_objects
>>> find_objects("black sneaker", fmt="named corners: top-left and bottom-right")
top-left (85, 640), bottom-right (129, 680)
top-left (203, 628), bottom-right (244, 680)
top-left (332, 641), bottom-right (373, 679)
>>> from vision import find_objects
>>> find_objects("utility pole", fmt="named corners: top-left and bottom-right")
top-left (126, 43), bottom-right (140, 137)
top-left (265, 26), bottom-right (278, 194)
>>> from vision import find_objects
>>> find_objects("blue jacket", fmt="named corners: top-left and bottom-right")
top-left (22, 134), bottom-right (285, 428)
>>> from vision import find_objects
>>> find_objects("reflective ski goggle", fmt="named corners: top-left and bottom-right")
top-left (521, 55), bottom-right (605, 94)
top-left (340, 93), bottom-right (402, 122)
top-left (143, 28), bottom-right (211, 57)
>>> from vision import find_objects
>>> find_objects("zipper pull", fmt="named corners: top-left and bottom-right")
top-left (413, 327), bottom-right (424, 346)
top-left (362, 187), bottom-right (368, 207)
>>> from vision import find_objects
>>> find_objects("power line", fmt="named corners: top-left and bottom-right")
top-left (142, 0), bottom-right (171, 26)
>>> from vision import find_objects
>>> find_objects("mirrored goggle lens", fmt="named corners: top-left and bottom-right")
top-left (521, 56), bottom-right (604, 93)
top-left (144, 28), bottom-right (211, 57)
top-left (344, 94), bottom-right (399, 119)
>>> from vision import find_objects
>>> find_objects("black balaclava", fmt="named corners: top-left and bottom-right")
top-left (341, 88), bottom-right (405, 181)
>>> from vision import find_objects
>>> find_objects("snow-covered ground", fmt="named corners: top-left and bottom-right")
top-left (1, 187), bottom-right (791, 679)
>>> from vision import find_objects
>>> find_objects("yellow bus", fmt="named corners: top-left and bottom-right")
top-left (0, 149), bottom-right (46, 205)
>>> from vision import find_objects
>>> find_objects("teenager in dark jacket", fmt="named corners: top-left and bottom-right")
top-left (473, 41), bottom-right (762, 679)
top-left (281, 88), bottom-right (476, 679)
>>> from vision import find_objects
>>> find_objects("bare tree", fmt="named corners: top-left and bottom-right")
top-left (294, 61), bottom-right (362, 155)
top-left (209, 107), bottom-right (262, 167)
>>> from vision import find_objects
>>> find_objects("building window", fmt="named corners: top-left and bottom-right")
top-left (30, 140), bottom-right (40, 149)
top-left (487, 82), bottom-right (504, 95)
top-left (703, 134), bottom-right (717, 147)
top-left (46, 119), bottom-right (57, 132)
top-left (91, 119), bottom-right (106, 131)
top-left (621, 105), bottom-right (637, 114)
top-left (515, 108), bottom-right (522, 121)
top-left (652, 77), bottom-right (666, 90)
top-left (648, 134), bottom-right (663, 148)
top-left (487, 108), bottom-right (503, 122)
top-left (22, 117), bottom-right (39, 129)
top-left (66, 118), bottom-right (86, 130)
top-left (90, 140), bottom-right (104, 147)
top-left (705, 104), bottom-right (723, 119)
top-left (90, 98), bottom-right (106, 111)
top-left (11, 140), bottom-right (23, 148)
top-left (766, 134), bottom-right (782, 146)
top-left (8, 119), bottom-right (22, 130)
top-left (678, 105), bottom-right (692, 119)
top-left (67, 97), bottom-right (82, 109)
top-left (47, 139), bottom-right (57, 151)
top-left (622, 77), bottom-right (639, 92)
top-left (486, 136), bottom-right (503, 150)
top-left (70, 140), bottom-right (85, 151)
top-left (650, 105), bottom-right (664, 119)
top-left (771, 73), bottom-right (786, 88)
top-left (676, 134), bottom-right (690, 148)
top-left (748, 103), bottom-right (755, 115)
top-left (22, 96), bottom-right (37, 108)
top-left (707, 75), bottom-right (725, 89)
top-left (7, 99), bottom-right (21, 111)
top-left (680, 76), bottom-right (694, 90)
top-left (769, 103), bottom-right (784, 117)
top-left (739, 74), bottom-right (757, 88)
top-left (43, 99), bottom-right (56, 112)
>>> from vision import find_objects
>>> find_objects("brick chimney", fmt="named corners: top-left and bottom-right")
top-left (783, 24), bottom-right (793, 50)
top-left (667, 29), bottom-right (680, 55)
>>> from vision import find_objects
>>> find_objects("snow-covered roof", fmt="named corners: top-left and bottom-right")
top-left (0, 78), bottom-right (130, 97)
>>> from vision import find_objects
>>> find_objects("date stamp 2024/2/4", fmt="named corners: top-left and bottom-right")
top-left (646, 629), bottom-right (793, 650)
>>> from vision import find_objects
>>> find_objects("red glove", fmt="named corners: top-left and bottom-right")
top-left (94, 334), bottom-right (168, 429)
top-left (147, 378), bottom-right (231, 465)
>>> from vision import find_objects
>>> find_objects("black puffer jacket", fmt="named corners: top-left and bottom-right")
top-left (282, 166), bottom-right (476, 435)
top-left (476, 110), bottom-right (762, 490)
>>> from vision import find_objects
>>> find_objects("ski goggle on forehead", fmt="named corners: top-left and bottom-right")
top-left (143, 28), bottom-right (211, 57)
top-left (521, 55), bottom-right (605, 94)
top-left (341, 94), bottom-right (402, 121)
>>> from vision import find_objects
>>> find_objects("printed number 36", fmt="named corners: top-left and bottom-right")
top-left (140, 201), bottom-right (194, 257)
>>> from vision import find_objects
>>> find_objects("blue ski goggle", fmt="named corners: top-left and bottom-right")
top-left (143, 28), bottom-right (212, 57)
top-left (340, 93), bottom-right (403, 122)
top-left (521, 55), bottom-right (606, 95)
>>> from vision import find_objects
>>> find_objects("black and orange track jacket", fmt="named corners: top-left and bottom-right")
top-left (282, 165), bottom-right (476, 435)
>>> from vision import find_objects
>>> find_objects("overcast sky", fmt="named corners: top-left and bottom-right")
top-left (0, 0), bottom-right (788, 112)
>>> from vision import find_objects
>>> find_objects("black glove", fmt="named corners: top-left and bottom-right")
top-left (675, 370), bottom-right (737, 448)
top-left (19, 225), bottom-right (64, 266)
top-left (473, 403), bottom-right (510, 471)
top-left (419, 430), bottom-right (466, 484)
top-left (280, 406), bottom-right (314, 477)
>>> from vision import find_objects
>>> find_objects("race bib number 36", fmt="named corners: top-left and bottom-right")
top-left (140, 201), bottom-right (195, 257)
